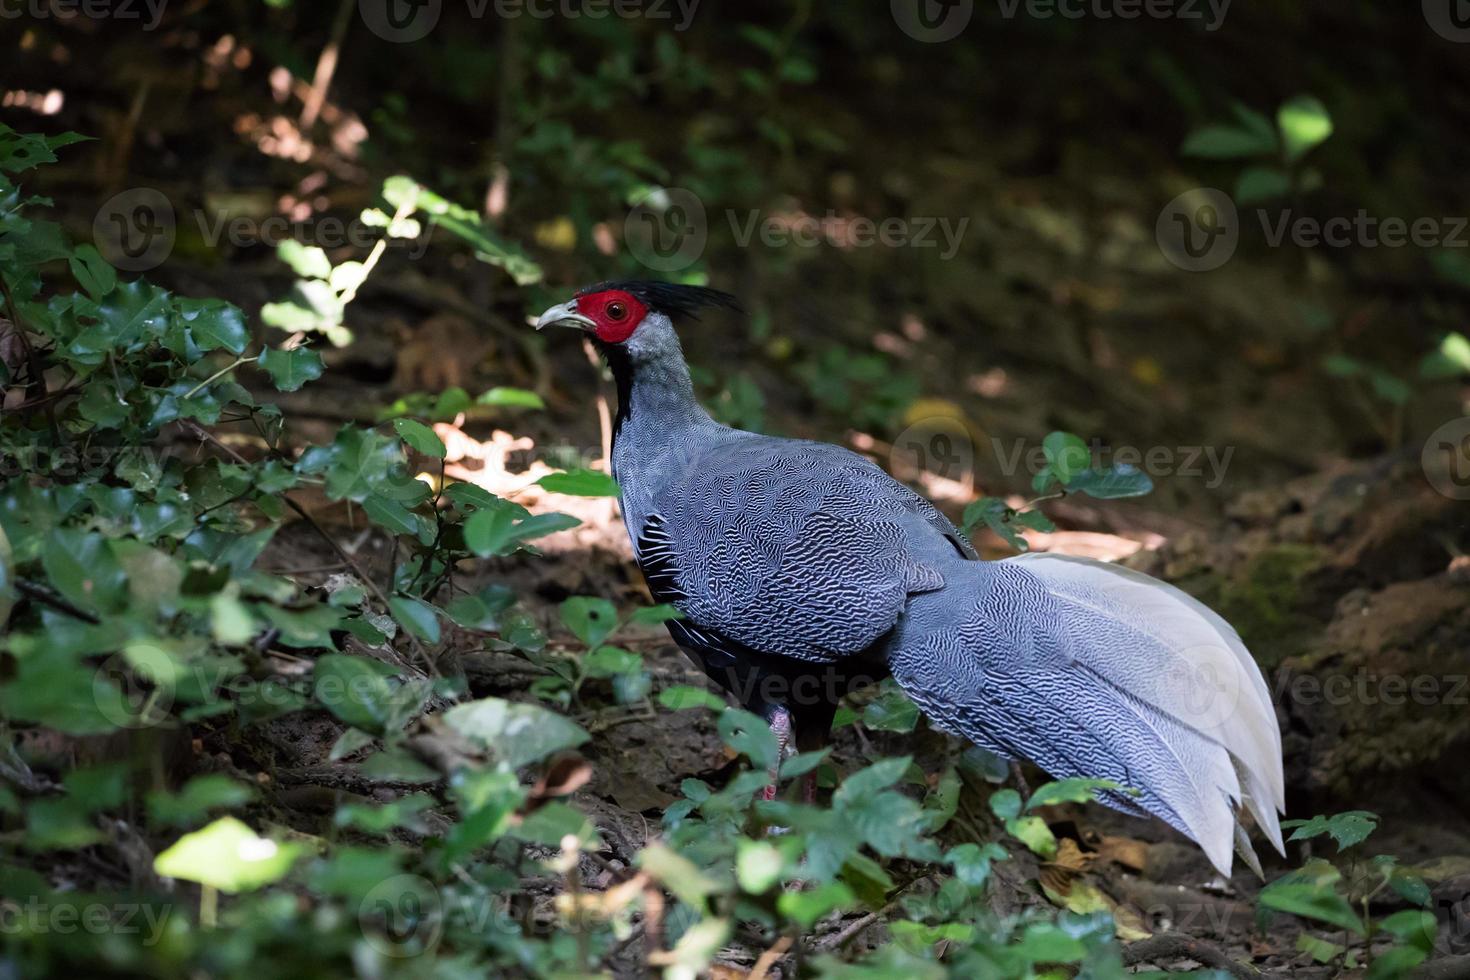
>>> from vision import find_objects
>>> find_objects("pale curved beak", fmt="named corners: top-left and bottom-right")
top-left (534, 301), bottom-right (596, 331)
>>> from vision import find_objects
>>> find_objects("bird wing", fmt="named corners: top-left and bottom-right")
top-left (636, 435), bottom-right (962, 663)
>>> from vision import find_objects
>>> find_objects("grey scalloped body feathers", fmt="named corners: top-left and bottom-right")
top-left (537, 282), bottom-right (1286, 877)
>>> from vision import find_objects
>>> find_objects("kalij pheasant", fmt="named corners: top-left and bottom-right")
top-left (536, 281), bottom-right (1285, 876)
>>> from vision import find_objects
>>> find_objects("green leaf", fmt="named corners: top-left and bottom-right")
top-left (69, 243), bottom-right (116, 299)
top-left (736, 839), bottom-right (785, 894)
top-left (988, 788), bottom-right (1023, 821)
top-left (1365, 945), bottom-right (1428, 980)
top-left (1235, 165), bottom-right (1293, 205)
top-left (1181, 123), bottom-right (1278, 159)
top-left (179, 298), bottom-right (249, 354)
top-left (313, 654), bottom-right (397, 733)
top-left (778, 881), bottom-right (853, 929)
top-left (147, 775), bottom-right (256, 827)
top-left (1378, 909), bottom-right (1438, 953)
top-left (560, 596), bottom-right (618, 648)
top-left (1278, 94), bottom-right (1333, 162)
top-left (154, 818), bottom-right (301, 893)
top-left (1295, 932), bottom-right (1347, 964)
top-left (389, 595), bottom-right (441, 644)
top-left (947, 842), bottom-right (1007, 887)
top-left (464, 507), bottom-right (580, 556)
top-left (42, 527), bottom-right (126, 613)
top-left (277, 240), bottom-right (333, 279)
top-left (1420, 332), bottom-right (1470, 378)
top-left (583, 645), bottom-right (642, 678)
top-left (1042, 431), bottom-right (1091, 485)
top-left (718, 708), bottom-right (779, 771)
top-left (537, 469), bottom-right (620, 498)
top-left (835, 757), bottom-right (911, 802)
top-left (1259, 879), bottom-right (1365, 934)
top-left (392, 418), bottom-right (446, 458)
top-left (628, 604), bottom-right (684, 625)
top-left (638, 842), bottom-right (718, 910)
top-left (658, 685), bottom-right (726, 711)
top-left (1280, 811), bottom-right (1379, 851)
top-left (442, 697), bottom-right (589, 769)
top-left (861, 681), bottom-right (919, 733)
top-left (1006, 814), bottom-right (1057, 859)
top-left (362, 494), bottom-right (428, 542)
top-left (477, 387), bottom-right (545, 409)
top-left (257, 346), bottom-right (324, 392)
top-left (1066, 464), bottom-right (1154, 499)
top-left (1011, 922), bottom-right (1087, 964)
top-left (1026, 778), bottom-right (1127, 809)
top-left (380, 176), bottom-right (542, 285)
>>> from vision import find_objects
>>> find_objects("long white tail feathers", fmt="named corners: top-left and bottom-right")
top-left (1005, 552), bottom-right (1286, 877)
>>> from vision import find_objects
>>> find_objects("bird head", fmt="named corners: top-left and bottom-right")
top-left (535, 281), bottom-right (740, 358)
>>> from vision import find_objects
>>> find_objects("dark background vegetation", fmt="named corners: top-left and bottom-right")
top-left (1, 0), bottom-right (1468, 977)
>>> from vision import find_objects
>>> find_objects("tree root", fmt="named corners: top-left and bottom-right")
top-left (1121, 932), bottom-right (1259, 979)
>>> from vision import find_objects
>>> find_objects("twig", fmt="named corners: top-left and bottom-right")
top-left (300, 0), bottom-right (355, 130)
top-left (15, 580), bottom-right (100, 624)
top-left (642, 883), bottom-right (665, 961)
top-left (1121, 932), bottom-right (1259, 979)
top-left (809, 875), bottom-right (935, 954)
top-left (749, 935), bottom-right (794, 980)
top-left (583, 336), bottom-right (613, 466)
top-left (179, 420), bottom-right (434, 671)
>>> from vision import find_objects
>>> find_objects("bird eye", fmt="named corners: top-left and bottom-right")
top-left (606, 301), bottom-right (627, 321)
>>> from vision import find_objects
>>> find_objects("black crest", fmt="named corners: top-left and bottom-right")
top-left (577, 280), bottom-right (742, 320)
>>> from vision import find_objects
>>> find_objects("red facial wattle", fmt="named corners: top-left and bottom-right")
top-left (574, 289), bottom-right (648, 344)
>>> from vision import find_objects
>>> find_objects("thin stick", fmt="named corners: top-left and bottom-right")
top-left (748, 935), bottom-right (794, 980)
top-left (15, 580), bottom-right (100, 624)
top-left (582, 337), bottom-right (613, 465)
top-left (180, 420), bottom-right (434, 671)
top-left (300, 0), bottom-right (355, 130)
top-left (1121, 932), bottom-right (1259, 980)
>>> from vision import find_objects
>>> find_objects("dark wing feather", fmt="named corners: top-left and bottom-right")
top-left (635, 436), bottom-right (956, 663)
